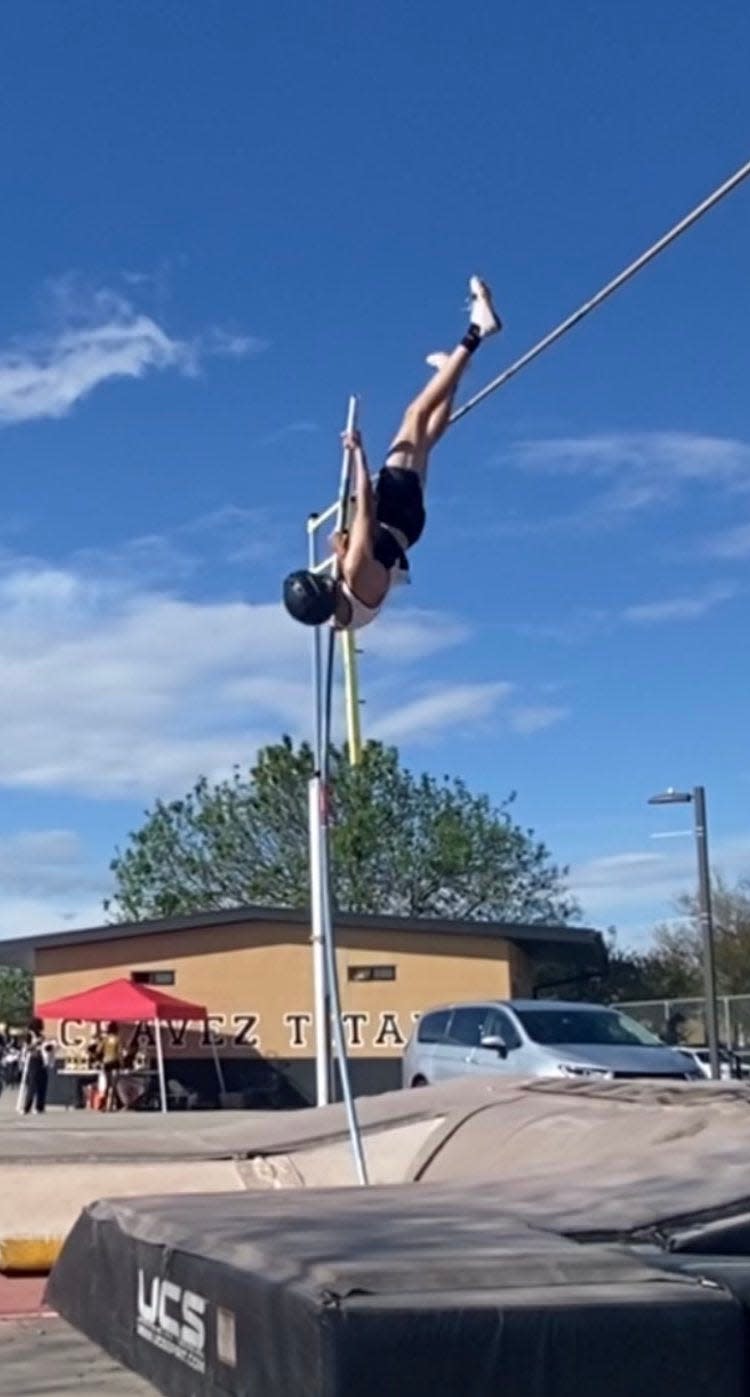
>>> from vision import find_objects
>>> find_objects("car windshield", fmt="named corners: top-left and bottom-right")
top-left (515, 1006), bottom-right (662, 1048)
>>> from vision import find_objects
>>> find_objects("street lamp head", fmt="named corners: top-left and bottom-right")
top-left (647, 787), bottom-right (693, 806)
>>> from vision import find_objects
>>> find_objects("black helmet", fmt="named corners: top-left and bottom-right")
top-left (283, 570), bottom-right (337, 626)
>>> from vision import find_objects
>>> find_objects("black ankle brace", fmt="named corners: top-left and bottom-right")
top-left (461, 324), bottom-right (482, 353)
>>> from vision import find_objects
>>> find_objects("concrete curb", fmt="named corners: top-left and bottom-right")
top-left (0, 1239), bottom-right (62, 1276)
top-left (0, 1158), bottom-right (249, 1275)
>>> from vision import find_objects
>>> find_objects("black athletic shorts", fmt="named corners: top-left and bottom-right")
top-left (374, 465), bottom-right (426, 549)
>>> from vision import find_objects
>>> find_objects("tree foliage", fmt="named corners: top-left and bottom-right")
top-left (0, 966), bottom-right (32, 1026)
top-left (108, 737), bottom-right (579, 926)
top-left (605, 875), bottom-right (750, 1004)
top-left (650, 874), bottom-right (750, 996)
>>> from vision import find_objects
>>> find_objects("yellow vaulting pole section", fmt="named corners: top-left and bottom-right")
top-left (340, 628), bottom-right (363, 766)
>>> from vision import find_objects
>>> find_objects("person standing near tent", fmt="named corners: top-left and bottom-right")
top-left (102, 1020), bottom-right (122, 1110)
top-left (283, 276), bottom-right (502, 631)
top-left (21, 1016), bottom-right (49, 1115)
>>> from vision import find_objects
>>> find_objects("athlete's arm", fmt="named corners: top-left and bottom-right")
top-left (337, 431), bottom-right (389, 607)
top-left (342, 432), bottom-right (377, 570)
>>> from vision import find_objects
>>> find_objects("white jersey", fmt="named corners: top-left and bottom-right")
top-left (339, 561), bottom-right (408, 631)
top-left (338, 579), bottom-right (384, 631)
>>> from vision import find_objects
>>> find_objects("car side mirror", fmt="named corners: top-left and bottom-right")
top-left (480, 1034), bottom-right (508, 1058)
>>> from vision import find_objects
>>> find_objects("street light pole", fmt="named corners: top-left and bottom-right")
top-left (647, 784), bottom-right (721, 1081)
top-left (692, 786), bottom-right (721, 1081)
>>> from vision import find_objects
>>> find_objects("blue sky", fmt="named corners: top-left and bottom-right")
top-left (0, 1), bottom-right (748, 947)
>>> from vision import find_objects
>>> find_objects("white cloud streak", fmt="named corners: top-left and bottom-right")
top-left (497, 431), bottom-right (750, 535)
top-left (0, 285), bottom-right (263, 426)
top-left (702, 522), bottom-right (750, 560)
top-left (508, 704), bottom-right (569, 734)
top-left (516, 432), bottom-right (750, 487)
top-left (369, 682), bottom-right (513, 744)
top-left (569, 832), bottom-right (750, 933)
top-left (519, 582), bottom-right (737, 644)
top-left (621, 583), bottom-right (738, 625)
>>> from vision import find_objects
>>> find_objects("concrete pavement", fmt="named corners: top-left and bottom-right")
top-left (0, 1317), bottom-right (156, 1395)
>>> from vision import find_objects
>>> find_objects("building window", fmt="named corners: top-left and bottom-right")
top-left (347, 965), bottom-right (396, 983)
top-left (131, 970), bottom-right (175, 986)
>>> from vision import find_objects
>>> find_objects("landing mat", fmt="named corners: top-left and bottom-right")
top-left (47, 1184), bottom-right (745, 1397)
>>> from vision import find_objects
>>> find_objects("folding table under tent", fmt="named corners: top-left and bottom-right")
top-left (36, 977), bottom-right (226, 1113)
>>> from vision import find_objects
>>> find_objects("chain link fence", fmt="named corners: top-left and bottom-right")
top-left (619, 995), bottom-right (750, 1049)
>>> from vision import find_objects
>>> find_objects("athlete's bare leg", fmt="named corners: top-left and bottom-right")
top-left (385, 277), bottom-right (501, 473)
top-left (424, 356), bottom-right (460, 448)
top-left (385, 343), bottom-right (471, 467)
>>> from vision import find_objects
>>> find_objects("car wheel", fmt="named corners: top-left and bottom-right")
top-left (411, 1075), bottom-right (428, 1087)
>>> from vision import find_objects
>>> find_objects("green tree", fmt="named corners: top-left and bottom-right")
top-left (0, 966), bottom-right (32, 1026)
top-left (108, 737), bottom-right (579, 925)
top-left (649, 874), bottom-right (750, 996)
top-left (604, 943), bottom-right (701, 1001)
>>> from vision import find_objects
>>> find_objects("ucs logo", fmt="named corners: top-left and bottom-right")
top-left (137, 1269), bottom-right (207, 1374)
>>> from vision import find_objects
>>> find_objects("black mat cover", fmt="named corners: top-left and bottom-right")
top-left (47, 1183), bottom-right (745, 1397)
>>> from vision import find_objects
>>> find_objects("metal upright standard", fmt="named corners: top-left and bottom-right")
top-left (306, 396), bottom-right (369, 1183)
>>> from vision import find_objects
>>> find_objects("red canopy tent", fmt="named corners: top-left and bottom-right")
top-left (36, 977), bottom-right (225, 1113)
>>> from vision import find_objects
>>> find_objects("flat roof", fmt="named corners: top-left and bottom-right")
top-left (0, 903), bottom-right (605, 972)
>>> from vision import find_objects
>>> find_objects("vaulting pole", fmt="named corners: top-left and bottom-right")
top-left (308, 505), bottom-right (332, 1107)
top-left (334, 397), bottom-right (363, 766)
top-left (450, 156), bottom-right (750, 424)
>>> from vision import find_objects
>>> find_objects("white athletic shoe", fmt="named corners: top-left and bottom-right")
top-left (425, 351), bottom-right (450, 371)
top-left (468, 275), bottom-right (502, 338)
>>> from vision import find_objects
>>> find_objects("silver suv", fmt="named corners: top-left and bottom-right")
top-left (402, 998), bottom-right (704, 1087)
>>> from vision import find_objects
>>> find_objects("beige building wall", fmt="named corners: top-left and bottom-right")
top-left (36, 916), bottom-right (524, 1061)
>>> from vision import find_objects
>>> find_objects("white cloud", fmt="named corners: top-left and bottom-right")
top-left (621, 582), bottom-right (737, 625)
top-left (516, 432), bottom-right (750, 486)
top-left (515, 610), bottom-right (610, 645)
top-left (0, 284), bottom-right (263, 426)
top-left (0, 830), bottom-right (105, 943)
top-left (204, 327), bottom-right (265, 359)
top-left (259, 420), bottom-right (320, 445)
top-left (369, 682), bottom-right (513, 744)
top-left (702, 522), bottom-right (750, 559)
top-left (0, 549), bottom-right (483, 798)
top-left (0, 830), bottom-right (97, 899)
top-left (509, 704), bottom-right (569, 734)
top-left (362, 608), bottom-right (470, 662)
top-left (71, 506), bottom-right (285, 584)
top-left (0, 894), bottom-right (105, 944)
top-left (518, 583), bottom-right (737, 645)
top-left (569, 832), bottom-right (750, 932)
top-left (498, 431), bottom-right (750, 534)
